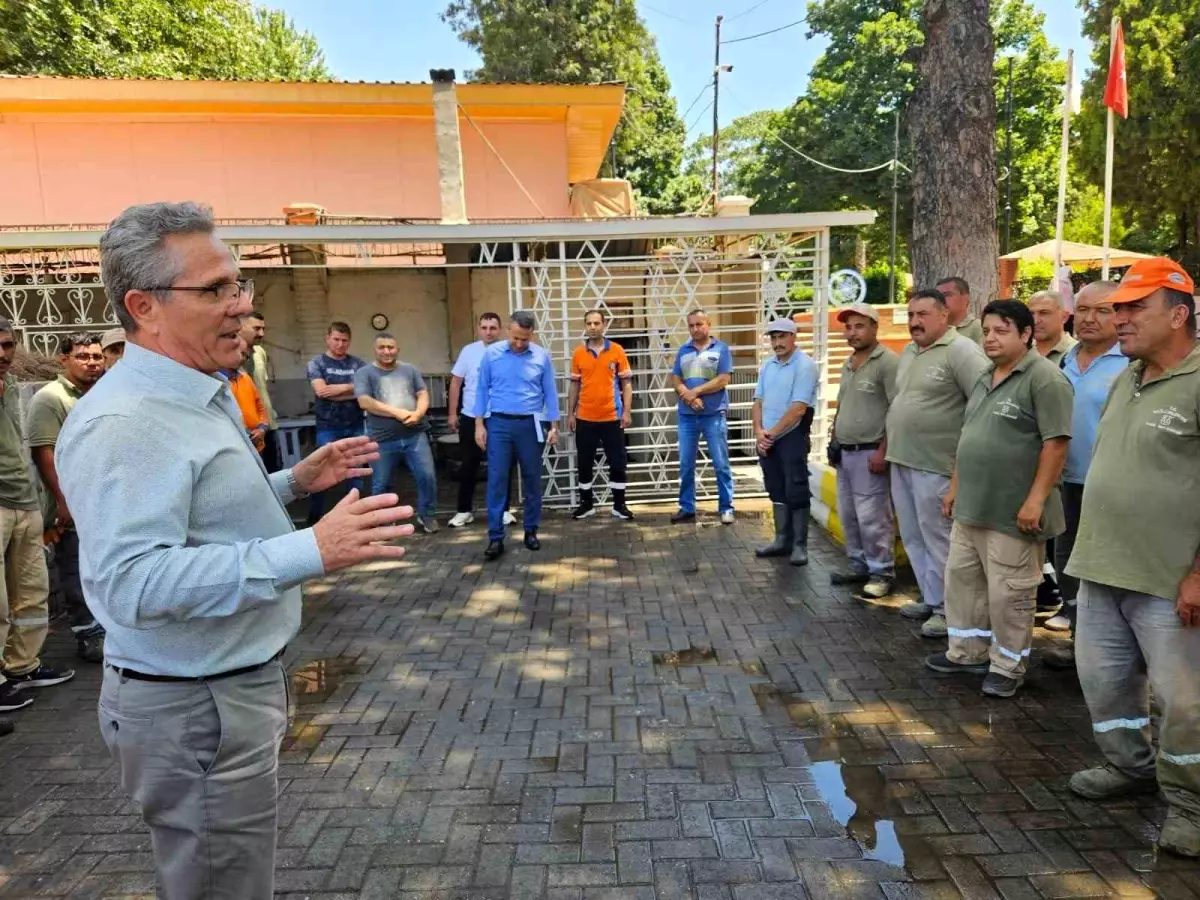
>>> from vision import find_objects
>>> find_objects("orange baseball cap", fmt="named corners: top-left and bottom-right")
top-left (1109, 257), bottom-right (1195, 305)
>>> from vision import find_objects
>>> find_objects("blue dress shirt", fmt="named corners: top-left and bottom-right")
top-left (754, 350), bottom-right (819, 435)
top-left (471, 340), bottom-right (561, 422)
top-left (56, 343), bottom-right (324, 677)
top-left (1061, 341), bottom-right (1129, 485)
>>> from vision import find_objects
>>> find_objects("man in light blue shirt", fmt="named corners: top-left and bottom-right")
top-left (57, 202), bottom-right (413, 899)
top-left (752, 319), bottom-right (819, 565)
top-left (671, 309), bottom-right (736, 524)
top-left (1045, 281), bottom-right (1127, 667)
top-left (472, 310), bottom-right (561, 558)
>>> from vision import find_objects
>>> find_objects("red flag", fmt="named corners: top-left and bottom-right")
top-left (1104, 20), bottom-right (1128, 119)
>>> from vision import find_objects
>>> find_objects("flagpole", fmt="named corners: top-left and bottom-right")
top-left (1102, 17), bottom-right (1119, 279)
top-left (1054, 49), bottom-right (1073, 274)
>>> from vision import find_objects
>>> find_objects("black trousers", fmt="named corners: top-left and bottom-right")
top-left (575, 419), bottom-right (627, 493)
top-left (260, 429), bottom-right (281, 474)
top-left (457, 414), bottom-right (516, 514)
top-left (1054, 481), bottom-right (1085, 628)
top-left (758, 426), bottom-right (811, 510)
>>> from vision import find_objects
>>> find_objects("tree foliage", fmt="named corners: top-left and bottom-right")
top-left (0, 0), bottom-right (331, 80)
top-left (1075, 0), bottom-right (1200, 266)
top-left (736, 0), bottom-right (1064, 268)
top-left (660, 110), bottom-right (781, 215)
top-left (442, 0), bottom-right (685, 210)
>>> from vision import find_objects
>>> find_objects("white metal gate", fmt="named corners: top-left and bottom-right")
top-left (508, 230), bottom-right (831, 508)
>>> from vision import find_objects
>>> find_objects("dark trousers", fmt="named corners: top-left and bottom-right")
top-left (575, 419), bottom-right (627, 499)
top-left (49, 529), bottom-right (92, 630)
top-left (758, 426), bottom-right (811, 510)
top-left (1054, 480), bottom-right (1085, 632)
top-left (485, 415), bottom-right (544, 541)
top-left (457, 414), bottom-right (516, 514)
top-left (260, 429), bottom-right (281, 474)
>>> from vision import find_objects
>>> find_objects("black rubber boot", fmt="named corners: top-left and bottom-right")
top-left (790, 507), bottom-right (810, 566)
top-left (755, 503), bottom-right (793, 557)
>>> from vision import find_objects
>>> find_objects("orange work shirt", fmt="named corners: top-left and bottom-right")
top-left (570, 340), bottom-right (632, 422)
top-left (226, 369), bottom-right (268, 451)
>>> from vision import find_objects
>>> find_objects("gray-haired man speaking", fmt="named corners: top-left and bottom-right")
top-left (57, 202), bottom-right (414, 899)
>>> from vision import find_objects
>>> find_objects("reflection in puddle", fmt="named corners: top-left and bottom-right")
top-left (752, 682), bottom-right (927, 872)
top-left (289, 657), bottom-right (368, 706)
top-left (652, 647), bottom-right (718, 666)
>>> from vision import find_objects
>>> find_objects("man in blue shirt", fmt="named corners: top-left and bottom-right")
top-left (1044, 280), bottom-right (1127, 668)
top-left (671, 309), bottom-right (735, 524)
top-left (752, 319), bottom-right (819, 565)
top-left (306, 322), bottom-right (368, 523)
top-left (473, 310), bottom-right (561, 559)
top-left (58, 201), bottom-right (414, 898)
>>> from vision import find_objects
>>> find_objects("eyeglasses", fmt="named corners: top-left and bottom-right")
top-left (69, 353), bottom-right (104, 362)
top-left (148, 279), bottom-right (255, 304)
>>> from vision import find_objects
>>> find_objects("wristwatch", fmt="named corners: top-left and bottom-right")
top-left (286, 468), bottom-right (309, 500)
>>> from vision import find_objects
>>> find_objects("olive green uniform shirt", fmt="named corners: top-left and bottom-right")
top-left (1067, 344), bottom-right (1200, 600)
top-left (886, 331), bottom-right (990, 476)
top-left (26, 375), bottom-right (83, 523)
top-left (1043, 332), bottom-right (1077, 366)
top-left (953, 348), bottom-right (1074, 541)
top-left (954, 313), bottom-right (984, 345)
top-left (0, 375), bottom-right (38, 512)
top-left (834, 344), bottom-right (899, 445)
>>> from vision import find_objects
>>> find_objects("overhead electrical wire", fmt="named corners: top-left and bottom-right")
top-left (720, 18), bottom-right (805, 44)
top-left (678, 82), bottom-right (713, 121)
top-left (726, 0), bottom-right (778, 22)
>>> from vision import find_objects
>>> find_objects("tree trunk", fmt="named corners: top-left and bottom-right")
top-left (909, 0), bottom-right (999, 312)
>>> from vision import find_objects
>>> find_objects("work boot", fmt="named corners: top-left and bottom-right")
top-left (1042, 644), bottom-right (1075, 670)
top-left (861, 576), bottom-right (894, 599)
top-left (899, 602), bottom-right (932, 620)
top-left (573, 488), bottom-right (596, 520)
top-left (925, 652), bottom-right (988, 675)
top-left (755, 503), bottom-right (792, 557)
top-left (789, 508), bottom-right (809, 566)
top-left (1159, 807), bottom-right (1200, 858)
top-left (981, 671), bottom-right (1022, 698)
top-left (1068, 765), bottom-right (1158, 800)
top-left (830, 570), bottom-right (870, 586)
top-left (920, 614), bottom-right (948, 638)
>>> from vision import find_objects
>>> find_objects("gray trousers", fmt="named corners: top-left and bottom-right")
top-left (1077, 581), bottom-right (1200, 814)
top-left (99, 661), bottom-right (289, 899)
top-left (836, 450), bottom-right (895, 577)
top-left (890, 464), bottom-right (951, 611)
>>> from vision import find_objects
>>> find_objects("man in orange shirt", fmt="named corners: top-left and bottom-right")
top-left (224, 337), bottom-right (269, 454)
top-left (568, 309), bottom-right (634, 520)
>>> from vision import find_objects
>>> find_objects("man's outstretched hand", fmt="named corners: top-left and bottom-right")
top-left (313, 490), bottom-right (414, 572)
top-left (292, 436), bottom-right (380, 496)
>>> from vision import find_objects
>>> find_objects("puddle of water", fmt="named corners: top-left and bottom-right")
top-left (289, 657), bottom-right (368, 706)
top-left (752, 682), bottom-right (929, 872)
top-left (652, 647), bottom-right (718, 667)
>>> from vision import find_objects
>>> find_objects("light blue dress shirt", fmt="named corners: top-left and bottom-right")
top-left (1061, 342), bottom-right (1129, 485)
top-left (56, 343), bottom-right (325, 677)
top-left (754, 349), bottom-right (819, 436)
top-left (471, 340), bottom-right (561, 422)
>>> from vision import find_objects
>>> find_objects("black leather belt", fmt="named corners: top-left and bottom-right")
top-left (840, 442), bottom-right (881, 452)
top-left (109, 649), bottom-right (284, 684)
top-left (491, 412), bottom-right (534, 420)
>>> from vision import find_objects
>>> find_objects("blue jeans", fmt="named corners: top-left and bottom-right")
top-left (677, 413), bottom-right (734, 514)
top-left (485, 415), bottom-right (543, 541)
top-left (308, 425), bottom-right (367, 521)
top-left (371, 433), bottom-right (437, 519)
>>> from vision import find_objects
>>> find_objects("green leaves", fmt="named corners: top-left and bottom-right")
top-left (0, 0), bottom-right (331, 81)
top-left (442, 0), bottom-right (685, 207)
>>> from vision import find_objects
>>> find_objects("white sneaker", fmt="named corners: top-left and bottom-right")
top-left (720, 509), bottom-right (736, 525)
top-left (1044, 614), bottom-right (1072, 632)
top-left (448, 512), bottom-right (474, 528)
top-left (503, 511), bottom-right (517, 526)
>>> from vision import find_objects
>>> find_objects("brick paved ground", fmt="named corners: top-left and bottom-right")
top-left (1, 504), bottom-right (1198, 899)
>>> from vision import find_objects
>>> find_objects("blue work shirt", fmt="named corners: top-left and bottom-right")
top-left (673, 338), bottom-right (733, 416)
top-left (56, 343), bottom-right (323, 677)
top-left (471, 340), bottom-right (561, 422)
top-left (754, 350), bottom-right (819, 436)
top-left (1061, 341), bottom-right (1129, 484)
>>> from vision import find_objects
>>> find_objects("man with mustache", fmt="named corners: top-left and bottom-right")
top-left (1064, 258), bottom-right (1200, 857)
top-left (886, 288), bottom-right (989, 637)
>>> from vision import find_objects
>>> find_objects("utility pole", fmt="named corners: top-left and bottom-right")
top-left (1002, 56), bottom-right (1015, 255)
top-left (888, 109), bottom-right (900, 305)
top-left (711, 15), bottom-right (722, 206)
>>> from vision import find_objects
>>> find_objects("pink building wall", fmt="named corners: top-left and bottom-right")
top-left (0, 115), bottom-right (570, 226)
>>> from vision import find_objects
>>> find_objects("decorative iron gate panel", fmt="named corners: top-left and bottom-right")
top-left (508, 231), bottom-right (830, 508)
